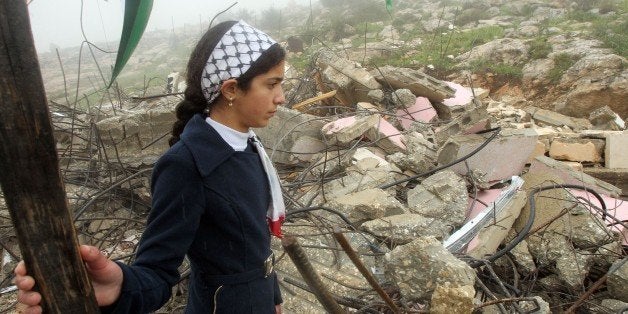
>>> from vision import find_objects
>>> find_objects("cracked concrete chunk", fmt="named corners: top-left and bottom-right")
top-left (386, 236), bottom-right (475, 300)
top-left (607, 259), bottom-right (628, 302)
top-left (327, 188), bottom-right (406, 222)
top-left (361, 213), bottom-right (452, 244)
top-left (429, 283), bottom-right (475, 314)
top-left (371, 65), bottom-right (455, 102)
top-left (407, 170), bottom-right (468, 227)
top-left (555, 250), bottom-right (593, 290)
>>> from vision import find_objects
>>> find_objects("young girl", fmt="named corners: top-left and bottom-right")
top-left (14, 20), bottom-right (286, 314)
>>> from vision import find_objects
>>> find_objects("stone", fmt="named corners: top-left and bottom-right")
top-left (361, 213), bottom-right (452, 245)
top-left (600, 299), bottom-right (628, 313)
top-left (520, 296), bottom-right (551, 314)
top-left (289, 136), bottom-right (326, 163)
top-left (371, 65), bottom-right (455, 102)
top-left (437, 132), bottom-right (538, 182)
top-left (455, 38), bottom-right (529, 66)
top-left (407, 170), bottom-right (468, 227)
top-left (527, 232), bottom-right (573, 268)
top-left (607, 259), bottom-right (628, 302)
top-left (391, 89), bottom-right (417, 109)
top-left (366, 89), bottom-right (385, 105)
top-left (605, 132), bottom-right (628, 169)
top-left (429, 283), bottom-right (475, 314)
top-left (327, 188), bottom-right (406, 222)
top-left (549, 138), bottom-right (604, 162)
top-left (385, 236), bottom-right (475, 300)
top-left (590, 105), bottom-right (625, 131)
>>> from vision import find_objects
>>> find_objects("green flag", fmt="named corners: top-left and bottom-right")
top-left (385, 0), bottom-right (393, 13)
top-left (108, 0), bottom-right (154, 88)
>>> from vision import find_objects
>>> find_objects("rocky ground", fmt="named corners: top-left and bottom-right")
top-left (1, 0), bottom-right (627, 313)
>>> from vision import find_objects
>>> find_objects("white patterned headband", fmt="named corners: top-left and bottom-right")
top-left (200, 20), bottom-right (277, 104)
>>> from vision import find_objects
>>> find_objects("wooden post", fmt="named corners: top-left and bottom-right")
top-left (0, 2), bottom-right (99, 313)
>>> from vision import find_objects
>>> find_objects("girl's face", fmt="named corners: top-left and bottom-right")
top-left (229, 60), bottom-right (286, 132)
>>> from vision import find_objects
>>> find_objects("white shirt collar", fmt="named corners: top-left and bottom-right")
top-left (205, 117), bottom-right (252, 151)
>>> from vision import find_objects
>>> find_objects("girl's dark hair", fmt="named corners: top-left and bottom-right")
top-left (168, 21), bottom-right (286, 146)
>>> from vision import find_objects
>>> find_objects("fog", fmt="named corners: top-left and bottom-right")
top-left (27, 0), bottom-right (311, 52)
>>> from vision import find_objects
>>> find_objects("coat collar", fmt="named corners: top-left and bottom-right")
top-left (180, 114), bottom-right (235, 177)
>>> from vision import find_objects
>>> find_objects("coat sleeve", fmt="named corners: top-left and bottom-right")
top-left (102, 151), bottom-right (206, 313)
top-left (273, 271), bottom-right (283, 305)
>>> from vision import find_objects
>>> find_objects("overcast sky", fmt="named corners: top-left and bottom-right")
top-left (28, 0), bottom-right (309, 52)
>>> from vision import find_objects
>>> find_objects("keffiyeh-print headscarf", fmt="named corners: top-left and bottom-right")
top-left (200, 20), bottom-right (277, 105)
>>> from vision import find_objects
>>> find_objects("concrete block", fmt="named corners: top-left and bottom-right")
top-left (435, 81), bottom-right (477, 120)
top-left (327, 188), bottom-right (406, 222)
top-left (438, 133), bottom-right (538, 181)
top-left (605, 132), bottom-right (628, 169)
top-left (549, 138), bottom-right (604, 162)
top-left (407, 170), bottom-right (468, 227)
top-left (372, 65), bottom-right (455, 102)
top-left (434, 105), bottom-right (491, 145)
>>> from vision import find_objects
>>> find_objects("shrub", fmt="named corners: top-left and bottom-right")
top-left (547, 53), bottom-right (578, 83)
top-left (528, 37), bottom-right (552, 59)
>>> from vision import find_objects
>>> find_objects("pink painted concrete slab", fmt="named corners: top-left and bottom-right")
top-left (397, 97), bottom-right (437, 130)
top-left (321, 116), bottom-right (357, 135)
top-left (373, 117), bottom-right (406, 150)
top-left (443, 81), bottom-right (474, 108)
top-left (570, 189), bottom-right (628, 245)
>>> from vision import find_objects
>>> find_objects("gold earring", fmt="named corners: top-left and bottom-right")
top-left (228, 98), bottom-right (233, 107)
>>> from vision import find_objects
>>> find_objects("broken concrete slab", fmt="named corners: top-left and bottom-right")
top-left (361, 213), bottom-right (452, 245)
top-left (397, 97), bottom-right (437, 130)
top-left (365, 116), bottom-right (407, 154)
top-left (326, 188), bottom-right (406, 223)
top-left (385, 236), bottom-right (475, 301)
top-left (407, 170), bottom-right (468, 227)
top-left (524, 106), bottom-right (592, 131)
top-left (316, 48), bottom-right (382, 105)
top-left (321, 114), bottom-right (380, 145)
top-left (437, 132), bottom-right (538, 182)
top-left (583, 167), bottom-right (628, 198)
top-left (605, 132), bottom-right (628, 169)
top-left (528, 156), bottom-right (622, 197)
top-left (433, 81), bottom-right (481, 120)
top-left (371, 65), bottom-right (455, 102)
top-left (555, 250), bottom-right (594, 290)
top-left (466, 191), bottom-right (527, 259)
top-left (386, 131), bottom-right (437, 174)
top-left (288, 136), bottom-right (326, 163)
top-left (527, 232), bottom-right (573, 269)
top-left (391, 88), bottom-right (416, 108)
top-left (433, 104), bottom-right (491, 145)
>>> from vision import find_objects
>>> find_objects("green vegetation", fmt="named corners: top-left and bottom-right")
top-left (547, 53), bottom-right (578, 83)
top-left (528, 37), bottom-right (552, 59)
top-left (469, 58), bottom-right (523, 80)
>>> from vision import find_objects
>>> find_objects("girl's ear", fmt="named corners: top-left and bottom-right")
top-left (220, 79), bottom-right (238, 100)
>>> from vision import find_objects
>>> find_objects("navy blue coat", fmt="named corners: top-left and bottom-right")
top-left (103, 114), bottom-right (282, 313)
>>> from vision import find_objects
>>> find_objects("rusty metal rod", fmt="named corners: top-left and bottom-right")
top-left (281, 235), bottom-right (345, 314)
top-left (332, 228), bottom-right (401, 313)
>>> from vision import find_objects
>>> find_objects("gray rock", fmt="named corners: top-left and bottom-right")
top-left (327, 188), bottom-right (406, 222)
top-left (607, 258), bottom-right (628, 302)
top-left (407, 170), bottom-right (468, 227)
top-left (361, 213), bottom-right (452, 244)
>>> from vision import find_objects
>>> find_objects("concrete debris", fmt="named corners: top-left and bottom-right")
top-left (371, 65), bottom-right (455, 102)
top-left (326, 188), bottom-right (405, 223)
top-left (385, 236), bottom-right (475, 301)
top-left (11, 4), bottom-right (628, 312)
top-left (606, 259), bottom-right (628, 302)
top-left (438, 132), bottom-right (538, 182)
top-left (407, 170), bottom-right (468, 227)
